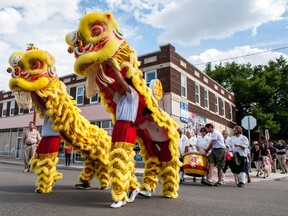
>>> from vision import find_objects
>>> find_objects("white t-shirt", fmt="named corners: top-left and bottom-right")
top-left (196, 135), bottom-right (211, 155)
top-left (179, 134), bottom-right (189, 156)
top-left (113, 86), bottom-right (139, 122)
top-left (228, 134), bottom-right (249, 157)
top-left (139, 121), bottom-right (168, 142)
top-left (186, 136), bottom-right (197, 153)
top-left (211, 129), bottom-right (225, 149)
top-left (41, 114), bottom-right (60, 137)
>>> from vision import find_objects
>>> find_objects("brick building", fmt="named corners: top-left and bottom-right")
top-left (0, 44), bottom-right (236, 160)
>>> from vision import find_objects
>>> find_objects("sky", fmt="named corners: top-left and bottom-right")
top-left (1, 0), bottom-right (288, 91)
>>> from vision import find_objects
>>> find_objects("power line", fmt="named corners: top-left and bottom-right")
top-left (193, 46), bottom-right (288, 66)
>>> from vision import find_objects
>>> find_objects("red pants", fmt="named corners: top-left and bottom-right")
top-left (36, 136), bottom-right (61, 154)
top-left (112, 121), bottom-right (136, 144)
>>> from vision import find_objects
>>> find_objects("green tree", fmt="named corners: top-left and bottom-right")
top-left (205, 56), bottom-right (288, 140)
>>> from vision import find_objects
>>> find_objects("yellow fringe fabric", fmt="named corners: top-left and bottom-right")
top-left (78, 158), bottom-right (110, 188)
top-left (29, 153), bottom-right (62, 193)
top-left (34, 77), bottom-right (111, 189)
top-left (66, 11), bottom-right (182, 198)
top-left (108, 142), bottom-right (140, 202)
top-left (100, 43), bottom-right (182, 198)
top-left (140, 157), bottom-right (161, 192)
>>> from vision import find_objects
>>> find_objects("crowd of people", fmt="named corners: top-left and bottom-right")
top-left (178, 124), bottom-right (288, 187)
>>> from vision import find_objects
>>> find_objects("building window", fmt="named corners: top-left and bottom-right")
top-left (221, 99), bottom-right (225, 116)
top-left (2, 101), bottom-right (7, 117)
top-left (29, 105), bottom-right (34, 113)
top-left (66, 87), bottom-right (70, 95)
top-left (145, 70), bottom-right (156, 87)
top-left (90, 92), bottom-right (99, 104)
top-left (10, 100), bottom-right (15, 116)
top-left (19, 107), bottom-right (24, 115)
top-left (76, 86), bottom-right (84, 105)
top-left (229, 104), bottom-right (233, 120)
top-left (181, 74), bottom-right (187, 98)
top-left (215, 95), bottom-right (219, 113)
top-left (195, 84), bottom-right (200, 104)
top-left (101, 120), bottom-right (112, 128)
top-left (204, 89), bottom-right (209, 109)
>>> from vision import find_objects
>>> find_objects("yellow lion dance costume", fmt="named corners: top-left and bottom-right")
top-left (65, 11), bottom-right (181, 203)
top-left (7, 44), bottom-right (111, 193)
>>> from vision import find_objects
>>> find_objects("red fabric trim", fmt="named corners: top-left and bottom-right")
top-left (182, 164), bottom-right (208, 172)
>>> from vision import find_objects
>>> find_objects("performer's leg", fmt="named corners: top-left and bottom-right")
top-left (159, 157), bottom-right (180, 199)
top-left (23, 145), bottom-right (30, 171)
top-left (30, 152), bottom-right (63, 193)
top-left (140, 157), bottom-right (161, 193)
top-left (31, 136), bottom-right (62, 193)
top-left (109, 142), bottom-right (139, 202)
top-left (93, 158), bottom-right (110, 190)
top-left (76, 158), bottom-right (96, 189)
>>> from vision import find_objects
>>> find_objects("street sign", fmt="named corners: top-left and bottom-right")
top-left (241, 115), bottom-right (257, 130)
top-left (180, 101), bottom-right (189, 123)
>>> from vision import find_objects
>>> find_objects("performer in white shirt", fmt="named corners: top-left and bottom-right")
top-left (229, 125), bottom-right (249, 187)
top-left (185, 130), bottom-right (197, 153)
top-left (196, 127), bottom-right (211, 184)
top-left (204, 123), bottom-right (226, 186)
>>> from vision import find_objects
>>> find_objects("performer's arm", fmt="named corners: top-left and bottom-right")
top-left (234, 143), bottom-right (245, 150)
top-left (106, 85), bottom-right (115, 96)
top-left (31, 92), bottom-right (45, 113)
top-left (206, 140), bottom-right (215, 152)
top-left (111, 67), bottom-right (130, 93)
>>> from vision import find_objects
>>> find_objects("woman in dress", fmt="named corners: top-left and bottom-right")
top-left (259, 142), bottom-right (272, 178)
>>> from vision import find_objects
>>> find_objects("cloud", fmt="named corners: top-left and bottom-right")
top-left (0, 0), bottom-right (81, 91)
top-left (0, 8), bottom-right (21, 34)
top-left (103, 0), bottom-right (288, 46)
top-left (188, 46), bottom-right (288, 71)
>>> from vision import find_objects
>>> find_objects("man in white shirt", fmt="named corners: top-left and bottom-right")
top-left (196, 127), bottom-right (211, 184)
top-left (204, 123), bottom-right (226, 186)
top-left (229, 125), bottom-right (249, 187)
top-left (177, 128), bottom-right (189, 182)
top-left (185, 130), bottom-right (197, 153)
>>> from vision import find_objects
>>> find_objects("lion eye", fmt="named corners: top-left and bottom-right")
top-left (30, 60), bottom-right (43, 70)
top-left (91, 22), bottom-right (106, 37)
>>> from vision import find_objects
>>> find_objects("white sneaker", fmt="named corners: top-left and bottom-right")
top-left (23, 169), bottom-right (29, 173)
top-left (139, 190), bottom-right (152, 197)
top-left (127, 188), bottom-right (140, 203)
top-left (110, 200), bottom-right (126, 208)
top-left (100, 186), bottom-right (110, 190)
top-left (165, 195), bottom-right (172, 198)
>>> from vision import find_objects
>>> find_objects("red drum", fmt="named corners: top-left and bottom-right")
top-left (182, 152), bottom-right (208, 177)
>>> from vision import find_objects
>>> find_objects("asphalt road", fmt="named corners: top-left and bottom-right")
top-left (0, 163), bottom-right (287, 216)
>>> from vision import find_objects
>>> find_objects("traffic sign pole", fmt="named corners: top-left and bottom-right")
top-left (241, 115), bottom-right (257, 172)
top-left (247, 116), bottom-right (251, 171)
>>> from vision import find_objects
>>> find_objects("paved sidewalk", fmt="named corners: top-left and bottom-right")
top-left (1, 156), bottom-right (287, 183)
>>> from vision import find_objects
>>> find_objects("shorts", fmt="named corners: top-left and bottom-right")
top-left (208, 148), bottom-right (225, 169)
